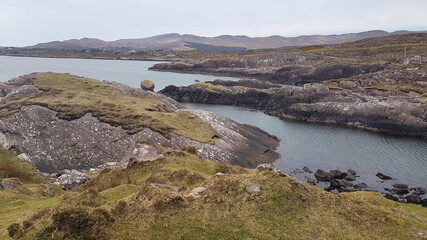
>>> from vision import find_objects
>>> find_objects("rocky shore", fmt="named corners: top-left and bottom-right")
top-left (160, 76), bottom-right (427, 137)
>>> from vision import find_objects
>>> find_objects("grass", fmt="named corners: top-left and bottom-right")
top-left (0, 73), bottom-right (217, 143)
top-left (10, 151), bottom-right (427, 240)
top-left (0, 147), bottom-right (45, 183)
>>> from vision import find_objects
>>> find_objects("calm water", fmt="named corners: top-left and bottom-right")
top-left (183, 104), bottom-right (427, 192)
top-left (0, 56), bottom-right (238, 90)
top-left (1, 55), bottom-right (426, 191)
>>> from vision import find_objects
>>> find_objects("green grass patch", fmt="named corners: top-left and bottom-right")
top-left (0, 147), bottom-right (45, 183)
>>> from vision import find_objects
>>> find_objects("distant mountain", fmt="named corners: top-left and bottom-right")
top-left (27, 30), bottom-right (426, 51)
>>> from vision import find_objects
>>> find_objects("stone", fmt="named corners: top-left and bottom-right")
top-left (354, 183), bottom-right (368, 189)
top-left (406, 194), bottom-right (421, 204)
top-left (140, 80), bottom-right (155, 91)
top-left (306, 177), bottom-right (316, 185)
top-left (150, 183), bottom-right (182, 192)
top-left (411, 188), bottom-right (427, 196)
top-left (330, 179), bottom-right (350, 188)
top-left (314, 169), bottom-right (333, 181)
top-left (345, 174), bottom-right (356, 181)
top-left (43, 184), bottom-right (55, 196)
top-left (330, 189), bottom-right (339, 194)
top-left (256, 164), bottom-right (287, 177)
top-left (0, 178), bottom-right (22, 190)
top-left (214, 172), bottom-right (225, 176)
top-left (184, 187), bottom-right (207, 200)
top-left (392, 183), bottom-right (408, 189)
top-left (392, 188), bottom-right (409, 195)
top-left (422, 198), bottom-right (427, 208)
top-left (347, 169), bottom-right (357, 175)
top-left (376, 172), bottom-right (392, 180)
top-left (55, 170), bottom-right (89, 190)
top-left (329, 170), bottom-right (347, 179)
top-left (384, 194), bottom-right (399, 202)
top-left (302, 166), bottom-right (312, 173)
top-left (247, 184), bottom-right (261, 193)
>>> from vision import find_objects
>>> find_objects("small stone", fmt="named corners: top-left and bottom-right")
top-left (392, 188), bottom-right (409, 195)
top-left (184, 187), bottom-right (207, 200)
top-left (347, 169), bottom-right (357, 175)
top-left (302, 166), bottom-right (312, 173)
top-left (149, 183), bottom-right (182, 192)
top-left (330, 189), bottom-right (339, 194)
top-left (247, 184), bottom-right (261, 193)
top-left (354, 183), bottom-right (368, 189)
top-left (256, 164), bottom-right (287, 177)
top-left (376, 172), bottom-right (392, 180)
top-left (329, 170), bottom-right (347, 179)
top-left (214, 172), bottom-right (225, 176)
top-left (306, 177), bottom-right (316, 185)
top-left (43, 184), bottom-right (55, 196)
top-left (392, 183), bottom-right (408, 189)
top-left (421, 198), bottom-right (427, 208)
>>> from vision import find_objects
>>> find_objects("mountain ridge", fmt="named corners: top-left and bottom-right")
top-left (27, 30), bottom-right (426, 51)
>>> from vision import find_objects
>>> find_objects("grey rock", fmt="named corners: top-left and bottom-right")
top-left (376, 172), bottom-right (392, 180)
top-left (329, 169), bottom-right (347, 179)
top-left (55, 170), bottom-right (88, 190)
top-left (392, 183), bottom-right (408, 189)
top-left (406, 194), bottom-right (421, 204)
top-left (306, 177), bottom-right (316, 185)
top-left (43, 184), bottom-right (55, 196)
top-left (392, 188), bottom-right (409, 195)
top-left (422, 198), bottom-right (427, 208)
top-left (384, 194), bottom-right (400, 202)
top-left (184, 186), bottom-right (207, 199)
top-left (302, 166), bottom-right (312, 173)
top-left (330, 189), bottom-right (340, 194)
top-left (314, 169), bottom-right (333, 181)
top-left (347, 169), bottom-right (357, 175)
top-left (345, 174), bottom-right (356, 181)
top-left (150, 183), bottom-right (182, 192)
top-left (247, 184), bottom-right (261, 193)
top-left (354, 183), bottom-right (368, 189)
top-left (0, 179), bottom-right (22, 190)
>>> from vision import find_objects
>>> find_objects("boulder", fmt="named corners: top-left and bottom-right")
top-left (141, 80), bottom-right (155, 91)
top-left (422, 198), bottom-right (427, 208)
top-left (330, 179), bottom-right (351, 188)
top-left (376, 172), bottom-right (392, 180)
top-left (411, 187), bottom-right (427, 196)
top-left (55, 170), bottom-right (89, 190)
top-left (302, 166), bottom-right (312, 173)
top-left (314, 169), bottom-right (333, 181)
top-left (347, 169), bottom-right (357, 175)
top-left (406, 195), bottom-right (421, 204)
top-left (306, 177), bottom-right (316, 185)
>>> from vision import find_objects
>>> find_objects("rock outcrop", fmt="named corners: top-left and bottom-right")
top-left (0, 73), bottom-right (280, 174)
top-left (160, 76), bottom-right (427, 137)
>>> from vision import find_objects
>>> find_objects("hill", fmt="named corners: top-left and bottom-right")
top-left (27, 30), bottom-right (426, 51)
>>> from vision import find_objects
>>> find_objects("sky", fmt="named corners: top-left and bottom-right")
top-left (0, 0), bottom-right (426, 47)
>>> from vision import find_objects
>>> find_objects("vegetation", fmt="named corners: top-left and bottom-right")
top-left (4, 150), bottom-right (425, 240)
top-left (0, 73), bottom-right (217, 143)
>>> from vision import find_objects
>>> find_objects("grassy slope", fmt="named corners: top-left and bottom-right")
top-left (0, 147), bottom-right (62, 239)
top-left (0, 73), bottom-right (217, 143)
top-left (11, 150), bottom-right (427, 240)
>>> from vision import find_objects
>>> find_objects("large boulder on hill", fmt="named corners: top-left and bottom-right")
top-left (141, 80), bottom-right (155, 91)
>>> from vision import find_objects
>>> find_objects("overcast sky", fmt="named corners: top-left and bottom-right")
top-left (1, 0), bottom-right (426, 46)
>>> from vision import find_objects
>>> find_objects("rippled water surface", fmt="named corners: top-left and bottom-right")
top-left (1, 55), bottom-right (426, 191)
